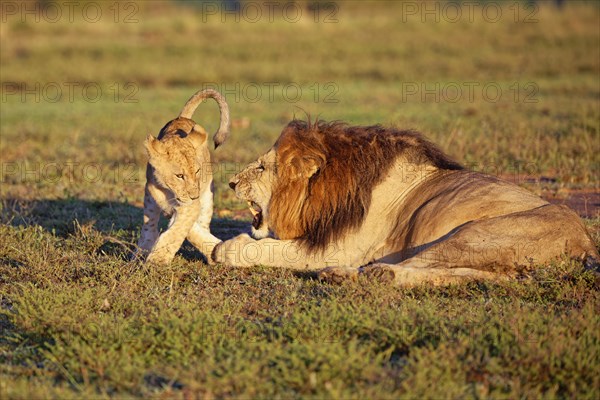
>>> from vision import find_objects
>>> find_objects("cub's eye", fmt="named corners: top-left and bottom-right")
top-left (196, 168), bottom-right (201, 175)
top-left (175, 174), bottom-right (184, 179)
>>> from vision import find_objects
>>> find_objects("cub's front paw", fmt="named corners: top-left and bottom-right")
top-left (212, 234), bottom-right (257, 267)
top-left (145, 250), bottom-right (174, 265)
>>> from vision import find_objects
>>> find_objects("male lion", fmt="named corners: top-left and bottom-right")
top-left (136, 89), bottom-right (229, 264)
top-left (213, 120), bottom-right (599, 286)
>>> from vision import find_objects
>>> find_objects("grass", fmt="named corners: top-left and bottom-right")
top-left (1, 222), bottom-right (599, 398)
top-left (1, 1), bottom-right (599, 398)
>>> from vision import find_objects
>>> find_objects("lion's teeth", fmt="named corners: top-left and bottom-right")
top-left (247, 201), bottom-right (259, 216)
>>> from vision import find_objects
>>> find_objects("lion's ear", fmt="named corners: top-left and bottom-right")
top-left (189, 124), bottom-right (208, 148)
top-left (144, 134), bottom-right (164, 158)
top-left (304, 160), bottom-right (320, 179)
top-left (286, 156), bottom-right (322, 180)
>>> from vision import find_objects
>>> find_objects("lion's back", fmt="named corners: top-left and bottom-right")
top-left (394, 170), bottom-right (550, 247)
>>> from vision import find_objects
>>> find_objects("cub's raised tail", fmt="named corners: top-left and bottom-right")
top-left (179, 88), bottom-right (230, 149)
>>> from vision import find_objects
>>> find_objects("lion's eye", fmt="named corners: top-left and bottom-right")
top-left (175, 174), bottom-right (184, 179)
top-left (257, 165), bottom-right (265, 172)
top-left (196, 168), bottom-right (201, 175)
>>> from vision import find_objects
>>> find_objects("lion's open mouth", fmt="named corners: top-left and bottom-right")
top-left (247, 201), bottom-right (263, 229)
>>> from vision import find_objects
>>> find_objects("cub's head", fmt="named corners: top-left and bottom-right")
top-left (145, 117), bottom-right (210, 205)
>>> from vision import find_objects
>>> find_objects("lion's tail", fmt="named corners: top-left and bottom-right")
top-left (179, 89), bottom-right (230, 149)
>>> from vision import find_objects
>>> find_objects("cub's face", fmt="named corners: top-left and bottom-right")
top-left (229, 148), bottom-right (277, 239)
top-left (145, 134), bottom-right (205, 205)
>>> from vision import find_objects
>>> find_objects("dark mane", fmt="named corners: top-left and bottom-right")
top-left (269, 119), bottom-right (463, 251)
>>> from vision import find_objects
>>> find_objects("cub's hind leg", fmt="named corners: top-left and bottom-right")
top-left (185, 182), bottom-right (221, 262)
top-left (134, 188), bottom-right (161, 260)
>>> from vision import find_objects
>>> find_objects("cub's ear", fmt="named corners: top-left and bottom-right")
top-left (144, 134), bottom-right (164, 158)
top-left (189, 124), bottom-right (208, 148)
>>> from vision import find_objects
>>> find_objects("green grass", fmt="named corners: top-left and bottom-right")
top-left (1, 1), bottom-right (599, 398)
top-left (1, 222), bottom-right (599, 398)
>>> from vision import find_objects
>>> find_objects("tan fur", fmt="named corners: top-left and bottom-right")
top-left (214, 120), bottom-right (599, 286)
top-left (136, 89), bottom-right (230, 264)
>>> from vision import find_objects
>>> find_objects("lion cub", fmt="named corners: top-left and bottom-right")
top-left (136, 89), bottom-right (229, 264)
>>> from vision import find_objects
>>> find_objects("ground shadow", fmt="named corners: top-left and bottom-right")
top-left (1, 198), bottom-right (142, 236)
top-left (1, 198), bottom-right (250, 261)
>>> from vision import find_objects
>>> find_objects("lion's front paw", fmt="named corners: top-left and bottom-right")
top-left (359, 264), bottom-right (396, 283)
top-left (212, 234), bottom-right (257, 267)
top-left (317, 267), bottom-right (358, 285)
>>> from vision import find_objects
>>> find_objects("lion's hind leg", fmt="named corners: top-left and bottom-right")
top-left (361, 263), bottom-right (507, 287)
top-left (317, 266), bottom-right (359, 284)
top-left (361, 204), bottom-right (598, 287)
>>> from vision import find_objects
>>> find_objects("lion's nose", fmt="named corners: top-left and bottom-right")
top-left (229, 177), bottom-right (238, 190)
